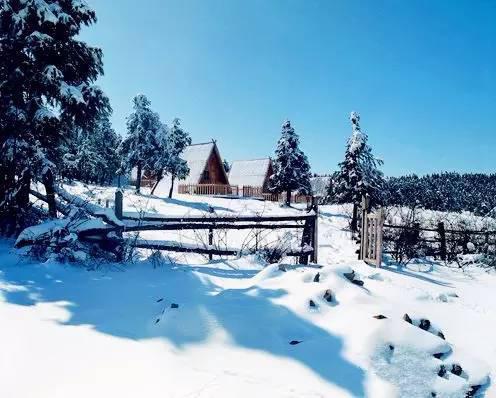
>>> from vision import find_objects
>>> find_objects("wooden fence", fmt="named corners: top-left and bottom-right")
top-left (178, 184), bottom-right (239, 196)
top-left (179, 184), bottom-right (312, 204)
top-left (108, 192), bottom-right (319, 263)
top-left (358, 195), bottom-right (496, 265)
top-left (382, 222), bottom-right (496, 262)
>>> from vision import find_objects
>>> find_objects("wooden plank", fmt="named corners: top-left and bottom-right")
top-left (132, 241), bottom-right (237, 256)
top-left (129, 240), bottom-right (313, 258)
top-left (121, 214), bottom-right (315, 223)
top-left (123, 223), bottom-right (305, 232)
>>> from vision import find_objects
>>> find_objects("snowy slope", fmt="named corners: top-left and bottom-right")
top-left (1, 185), bottom-right (495, 397)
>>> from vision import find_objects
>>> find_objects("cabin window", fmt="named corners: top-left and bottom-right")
top-left (203, 169), bottom-right (210, 181)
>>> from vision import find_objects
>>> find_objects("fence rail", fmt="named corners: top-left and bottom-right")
top-left (357, 195), bottom-right (496, 265)
top-left (382, 221), bottom-right (496, 262)
top-left (178, 183), bottom-right (312, 204)
top-left (104, 192), bottom-right (319, 262)
top-left (178, 184), bottom-right (239, 196)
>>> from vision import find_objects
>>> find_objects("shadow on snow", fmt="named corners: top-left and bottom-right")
top-left (0, 251), bottom-right (365, 396)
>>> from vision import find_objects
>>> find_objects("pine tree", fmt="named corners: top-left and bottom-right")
top-left (161, 118), bottom-right (191, 198)
top-left (223, 159), bottom-right (231, 173)
top-left (60, 113), bottom-right (120, 185)
top-left (270, 120), bottom-right (312, 206)
top-left (119, 95), bottom-right (162, 193)
top-left (0, 0), bottom-right (110, 233)
top-left (148, 122), bottom-right (170, 195)
top-left (96, 115), bottom-right (121, 185)
top-left (333, 112), bottom-right (383, 231)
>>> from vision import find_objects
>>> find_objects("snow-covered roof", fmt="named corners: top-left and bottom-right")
top-left (228, 158), bottom-right (271, 187)
top-left (181, 142), bottom-right (215, 184)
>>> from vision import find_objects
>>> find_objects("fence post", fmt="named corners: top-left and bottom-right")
top-left (310, 205), bottom-right (319, 263)
top-left (462, 232), bottom-right (470, 254)
top-left (438, 222), bottom-right (447, 261)
top-left (115, 190), bottom-right (123, 220)
top-left (299, 219), bottom-right (312, 265)
top-left (208, 227), bottom-right (213, 261)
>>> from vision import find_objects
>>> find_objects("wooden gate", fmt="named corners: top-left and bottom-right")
top-left (359, 197), bottom-right (385, 267)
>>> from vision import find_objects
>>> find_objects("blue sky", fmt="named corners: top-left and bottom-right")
top-left (81, 0), bottom-right (495, 176)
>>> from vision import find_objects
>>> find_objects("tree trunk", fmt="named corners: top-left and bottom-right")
top-left (150, 173), bottom-right (162, 196)
top-left (168, 175), bottom-right (175, 198)
top-left (286, 190), bottom-right (291, 206)
top-left (42, 167), bottom-right (57, 218)
top-left (351, 202), bottom-right (358, 233)
top-left (16, 168), bottom-right (31, 209)
top-left (136, 163), bottom-right (142, 193)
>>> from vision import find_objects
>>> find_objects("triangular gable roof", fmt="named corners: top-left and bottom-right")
top-left (181, 142), bottom-right (214, 184)
top-left (181, 141), bottom-right (229, 185)
top-left (228, 158), bottom-right (271, 187)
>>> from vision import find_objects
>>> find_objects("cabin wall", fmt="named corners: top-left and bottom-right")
top-left (199, 149), bottom-right (229, 185)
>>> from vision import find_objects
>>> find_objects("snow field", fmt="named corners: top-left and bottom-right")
top-left (2, 184), bottom-right (495, 397)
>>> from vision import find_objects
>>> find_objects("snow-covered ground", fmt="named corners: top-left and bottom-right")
top-left (2, 183), bottom-right (495, 397)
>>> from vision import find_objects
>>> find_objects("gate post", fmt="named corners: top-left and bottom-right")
top-left (359, 196), bottom-right (369, 260)
top-left (374, 208), bottom-right (385, 267)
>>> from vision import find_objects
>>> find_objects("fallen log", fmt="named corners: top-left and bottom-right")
top-left (55, 186), bottom-right (123, 227)
top-left (29, 189), bottom-right (70, 216)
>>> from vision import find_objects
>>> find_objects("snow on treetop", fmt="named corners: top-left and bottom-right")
top-left (350, 111), bottom-right (360, 125)
top-left (59, 82), bottom-right (85, 104)
top-left (228, 158), bottom-right (271, 188)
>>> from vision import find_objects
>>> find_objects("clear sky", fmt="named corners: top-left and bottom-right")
top-left (81, 0), bottom-right (495, 177)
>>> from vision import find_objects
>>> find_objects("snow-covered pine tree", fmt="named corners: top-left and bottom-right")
top-left (63, 113), bottom-right (121, 184)
top-left (118, 95), bottom-right (163, 193)
top-left (269, 120), bottom-right (312, 206)
top-left (0, 0), bottom-right (110, 234)
top-left (161, 118), bottom-right (191, 198)
top-left (148, 122), bottom-right (170, 195)
top-left (223, 159), bottom-right (231, 173)
top-left (332, 112), bottom-right (384, 231)
top-left (73, 116), bottom-right (121, 185)
top-left (96, 114), bottom-right (121, 185)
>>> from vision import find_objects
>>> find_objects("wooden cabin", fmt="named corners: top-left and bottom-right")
top-left (228, 158), bottom-right (274, 198)
top-left (177, 141), bottom-right (236, 195)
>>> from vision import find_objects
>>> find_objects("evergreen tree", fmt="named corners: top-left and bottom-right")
top-left (148, 122), bottom-right (169, 195)
top-left (0, 0), bottom-right (110, 233)
top-left (382, 172), bottom-right (496, 216)
top-left (97, 115), bottom-right (121, 185)
top-left (119, 95), bottom-right (162, 193)
top-left (269, 120), bottom-right (312, 206)
top-left (61, 114), bottom-right (120, 185)
top-left (162, 118), bottom-right (191, 198)
top-left (223, 159), bottom-right (231, 173)
top-left (333, 112), bottom-right (383, 231)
